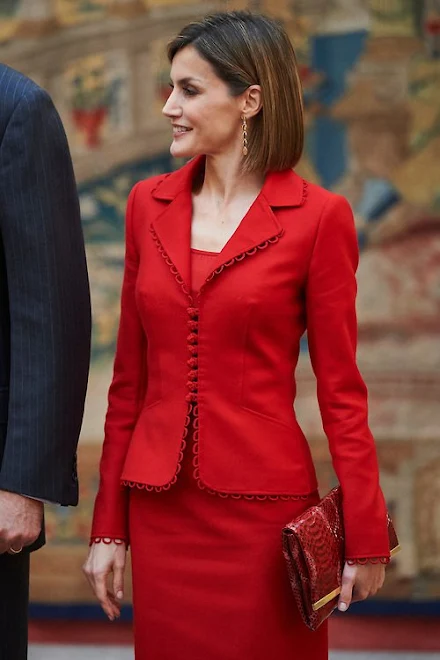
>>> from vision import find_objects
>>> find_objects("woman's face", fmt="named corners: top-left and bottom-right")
top-left (162, 46), bottom-right (244, 159)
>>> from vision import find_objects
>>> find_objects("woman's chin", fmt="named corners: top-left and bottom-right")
top-left (170, 140), bottom-right (195, 159)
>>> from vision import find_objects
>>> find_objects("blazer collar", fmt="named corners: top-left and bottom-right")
top-left (151, 155), bottom-right (306, 208)
top-left (150, 156), bottom-right (306, 298)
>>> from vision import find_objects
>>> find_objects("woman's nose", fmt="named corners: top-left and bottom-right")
top-left (162, 89), bottom-right (181, 118)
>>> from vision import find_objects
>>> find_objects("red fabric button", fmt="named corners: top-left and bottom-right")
top-left (188, 370), bottom-right (198, 381)
top-left (187, 357), bottom-right (198, 368)
top-left (187, 333), bottom-right (198, 344)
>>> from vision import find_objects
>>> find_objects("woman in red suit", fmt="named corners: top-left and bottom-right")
top-left (84, 11), bottom-right (390, 659)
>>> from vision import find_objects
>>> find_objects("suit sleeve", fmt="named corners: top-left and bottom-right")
top-left (90, 183), bottom-right (147, 543)
top-left (306, 194), bottom-right (390, 560)
top-left (0, 86), bottom-right (91, 505)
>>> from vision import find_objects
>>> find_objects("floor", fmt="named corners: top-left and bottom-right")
top-left (28, 649), bottom-right (440, 659)
top-left (28, 616), bottom-right (440, 659)
top-left (29, 616), bottom-right (440, 650)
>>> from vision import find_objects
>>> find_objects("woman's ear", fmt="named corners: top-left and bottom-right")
top-left (242, 85), bottom-right (262, 119)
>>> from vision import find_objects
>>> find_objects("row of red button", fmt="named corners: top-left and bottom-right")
top-left (185, 307), bottom-right (199, 403)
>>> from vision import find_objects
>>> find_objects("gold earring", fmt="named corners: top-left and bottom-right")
top-left (241, 116), bottom-right (248, 156)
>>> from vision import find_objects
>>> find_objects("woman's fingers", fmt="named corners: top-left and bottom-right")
top-left (105, 589), bottom-right (122, 620)
top-left (82, 544), bottom-right (126, 620)
top-left (338, 564), bottom-right (356, 611)
top-left (340, 562), bottom-right (387, 610)
top-left (94, 570), bottom-right (118, 620)
top-left (113, 561), bottom-right (125, 603)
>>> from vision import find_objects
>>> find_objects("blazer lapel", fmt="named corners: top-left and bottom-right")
top-left (150, 189), bottom-right (192, 297)
top-left (208, 195), bottom-right (282, 276)
top-left (206, 167), bottom-right (306, 283)
top-left (150, 157), bottom-right (203, 298)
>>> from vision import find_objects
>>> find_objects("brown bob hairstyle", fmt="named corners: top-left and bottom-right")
top-left (167, 11), bottom-right (304, 174)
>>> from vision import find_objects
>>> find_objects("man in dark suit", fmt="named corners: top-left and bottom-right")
top-left (0, 64), bottom-right (91, 658)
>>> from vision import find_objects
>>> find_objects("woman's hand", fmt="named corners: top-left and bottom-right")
top-left (338, 561), bottom-right (386, 612)
top-left (82, 540), bottom-right (127, 620)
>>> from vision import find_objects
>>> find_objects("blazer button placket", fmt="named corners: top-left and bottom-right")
top-left (185, 306), bottom-right (199, 405)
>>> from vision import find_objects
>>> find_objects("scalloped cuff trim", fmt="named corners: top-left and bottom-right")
top-left (89, 537), bottom-right (127, 547)
top-left (346, 557), bottom-right (391, 565)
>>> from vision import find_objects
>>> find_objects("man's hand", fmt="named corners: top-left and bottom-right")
top-left (338, 561), bottom-right (386, 612)
top-left (0, 490), bottom-right (43, 554)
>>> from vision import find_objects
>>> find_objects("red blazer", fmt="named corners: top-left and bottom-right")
top-left (91, 155), bottom-right (390, 560)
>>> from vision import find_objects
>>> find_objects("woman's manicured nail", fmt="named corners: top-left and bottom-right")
top-left (117, 590), bottom-right (124, 600)
top-left (338, 602), bottom-right (348, 612)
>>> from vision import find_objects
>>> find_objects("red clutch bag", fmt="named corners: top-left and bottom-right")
top-left (282, 486), bottom-right (400, 631)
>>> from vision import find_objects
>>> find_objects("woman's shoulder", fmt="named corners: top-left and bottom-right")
top-left (301, 177), bottom-right (351, 212)
top-left (289, 177), bottom-right (355, 243)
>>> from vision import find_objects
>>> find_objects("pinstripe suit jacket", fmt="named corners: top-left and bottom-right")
top-left (0, 64), bottom-right (91, 535)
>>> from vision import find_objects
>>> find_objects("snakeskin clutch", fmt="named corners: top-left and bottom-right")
top-left (282, 486), bottom-right (400, 631)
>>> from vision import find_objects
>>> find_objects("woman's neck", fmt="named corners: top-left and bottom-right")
top-left (196, 153), bottom-right (265, 205)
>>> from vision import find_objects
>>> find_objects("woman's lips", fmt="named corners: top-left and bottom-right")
top-left (172, 126), bottom-right (192, 138)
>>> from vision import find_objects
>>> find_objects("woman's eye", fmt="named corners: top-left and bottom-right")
top-left (168, 83), bottom-right (197, 97)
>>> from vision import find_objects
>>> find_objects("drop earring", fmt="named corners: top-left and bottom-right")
top-left (241, 116), bottom-right (248, 156)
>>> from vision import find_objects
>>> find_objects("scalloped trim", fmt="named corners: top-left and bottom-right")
top-left (121, 403), bottom-right (192, 492)
top-left (89, 537), bottom-right (126, 547)
top-left (149, 225), bottom-right (193, 302)
top-left (346, 557), bottom-right (391, 565)
top-left (205, 235), bottom-right (281, 284)
top-left (301, 179), bottom-right (308, 207)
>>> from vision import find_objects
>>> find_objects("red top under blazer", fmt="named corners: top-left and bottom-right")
top-left (91, 155), bottom-right (390, 561)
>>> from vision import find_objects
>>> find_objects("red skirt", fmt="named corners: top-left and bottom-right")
top-left (128, 430), bottom-right (328, 660)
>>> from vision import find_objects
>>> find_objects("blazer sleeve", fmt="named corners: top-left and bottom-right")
top-left (90, 182), bottom-right (147, 543)
top-left (306, 194), bottom-right (390, 561)
top-left (0, 86), bottom-right (91, 505)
